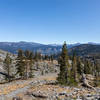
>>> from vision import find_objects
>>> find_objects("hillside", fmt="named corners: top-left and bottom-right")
top-left (0, 42), bottom-right (100, 58)
top-left (0, 50), bottom-right (16, 82)
top-left (0, 42), bottom-right (62, 54)
top-left (0, 42), bottom-right (80, 54)
top-left (68, 44), bottom-right (100, 57)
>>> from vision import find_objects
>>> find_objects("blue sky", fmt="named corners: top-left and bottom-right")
top-left (0, 0), bottom-right (100, 44)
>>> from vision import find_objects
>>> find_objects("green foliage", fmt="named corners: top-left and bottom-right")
top-left (57, 98), bottom-right (61, 100)
top-left (34, 52), bottom-right (42, 61)
top-left (71, 52), bottom-right (78, 82)
top-left (84, 60), bottom-right (92, 74)
top-left (16, 49), bottom-right (35, 79)
top-left (57, 42), bottom-right (70, 85)
top-left (68, 77), bottom-right (78, 86)
top-left (3, 53), bottom-right (12, 81)
top-left (18, 49), bottom-right (23, 58)
top-left (44, 55), bottom-right (49, 60)
top-left (16, 50), bottom-right (25, 79)
top-left (28, 51), bottom-right (34, 78)
top-left (24, 50), bottom-right (30, 59)
top-left (95, 61), bottom-right (100, 76)
top-left (50, 55), bottom-right (54, 61)
top-left (77, 57), bottom-right (83, 75)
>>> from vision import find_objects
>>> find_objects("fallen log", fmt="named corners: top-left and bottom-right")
top-left (82, 74), bottom-right (96, 90)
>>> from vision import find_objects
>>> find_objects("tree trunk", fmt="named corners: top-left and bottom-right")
top-left (82, 74), bottom-right (95, 90)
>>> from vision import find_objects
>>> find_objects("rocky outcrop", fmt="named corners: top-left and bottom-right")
top-left (33, 60), bottom-right (59, 76)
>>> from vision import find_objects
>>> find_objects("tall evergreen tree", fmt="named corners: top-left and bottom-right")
top-left (3, 53), bottom-right (12, 82)
top-left (16, 49), bottom-right (25, 79)
top-left (77, 57), bottom-right (83, 75)
top-left (57, 42), bottom-right (70, 85)
top-left (18, 49), bottom-right (23, 58)
top-left (50, 55), bottom-right (54, 62)
top-left (24, 50), bottom-right (34, 79)
top-left (95, 61), bottom-right (100, 77)
top-left (84, 59), bottom-right (92, 74)
top-left (44, 55), bottom-right (49, 60)
top-left (71, 53), bottom-right (78, 82)
top-left (29, 51), bottom-right (34, 78)
top-left (34, 52), bottom-right (41, 61)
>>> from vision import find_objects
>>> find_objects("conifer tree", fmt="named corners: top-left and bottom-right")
top-left (29, 51), bottom-right (34, 78)
top-left (71, 53), bottom-right (78, 82)
top-left (24, 50), bottom-right (30, 58)
top-left (84, 59), bottom-right (92, 74)
top-left (3, 53), bottom-right (12, 82)
top-left (34, 52), bottom-right (40, 61)
top-left (95, 61), bottom-right (100, 77)
top-left (16, 49), bottom-right (25, 79)
top-left (93, 60), bottom-right (100, 86)
top-left (77, 57), bottom-right (83, 75)
top-left (44, 55), bottom-right (49, 60)
top-left (57, 42), bottom-right (70, 85)
top-left (50, 55), bottom-right (54, 62)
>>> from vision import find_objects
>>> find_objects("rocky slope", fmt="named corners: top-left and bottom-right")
top-left (68, 44), bottom-right (100, 57)
top-left (0, 73), bottom-right (100, 100)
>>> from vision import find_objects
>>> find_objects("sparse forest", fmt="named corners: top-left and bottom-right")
top-left (2, 42), bottom-right (100, 86)
top-left (0, 42), bottom-right (100, 100)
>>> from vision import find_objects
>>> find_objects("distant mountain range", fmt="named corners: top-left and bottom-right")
top-left (0, 41), bottom-right (100, 56)
top-left (0, 41), bottom-right (81, 54)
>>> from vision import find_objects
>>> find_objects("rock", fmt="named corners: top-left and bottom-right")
top-left (12, 97), bottom-right (23, 100)
top-left (31, 92), bottom-right (48, 99)
top-left (82, 74), bottom-right (96, 90)
top-left (59, 91), bottom-right (67, 95)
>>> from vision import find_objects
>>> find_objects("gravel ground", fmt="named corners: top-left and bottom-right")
top-left (0, 73), bottom-right (100, 100)
top-left (0, 73), bottom-right (57, 100)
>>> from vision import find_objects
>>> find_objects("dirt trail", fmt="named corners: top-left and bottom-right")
top-left (0, 73), bottom-right (57, 100)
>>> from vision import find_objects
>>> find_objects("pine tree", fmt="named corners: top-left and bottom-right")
top-left (3, 53), bottom-right (12, 82)
top-left (84, 59), bottom-right (92, 74)
top-left (44, 55), bottom-right (49, 60)
top-left (71, 53), bottom-right (78, 82)
top-left (34, 52), bottom-right (39, 61)
top-left (77, 57), bottom-right (83, 75)
top-left (57, 42), bottom-right (70, 85)
top-left (95, 61), bottom-right (100, 77)
top-left (24, 50), bottom-right (35, 78)
top-left (38, 52), bottom-right (42, 60)
top-left (50, 55), bottom-right (54, 62)
top-left (18, 49), bottom-right (23, 58)
top-left (16, 49), bottom-right (25, 79)
top-left (94, 60), bottom-right (100, 86)
top-left (29, 51), bottom-right (34, 78)
top-left (24, 50), bottom-right (30, 58)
